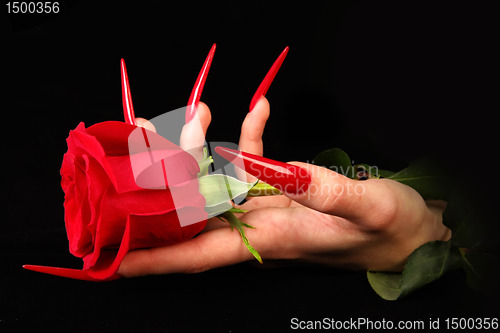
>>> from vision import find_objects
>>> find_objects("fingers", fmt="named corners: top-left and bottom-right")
top-left (117, 208), bottom-right (294, 277)
top-left (236, 194), bottom-right (292, 211)
top-left (236, 46), bottom-right (288, 180)
top-left (120, 59), bottom-right (137, 126)
top-left (239, 96), bottom-right (270, 157)
top-left (135, 117), bottom-right (157, 132)
top-left (215, 147), bottom-right (391, 222)
top-left (118, 230), bottom-right (249, 276)
top-left (249, 46), bottom-right (289, 112)
top-left (134, 102), bottom-right (211, 162)
top-left (285, 162), bottom-right (393, 223)
top-left (181, 44), bottom-right (215, 159)
top-left (180, 101), bottom-right (212, 161)
top-left (186, 44), bottom-right (216, 123)
top-left (237, 96), bottom-right (270, 181)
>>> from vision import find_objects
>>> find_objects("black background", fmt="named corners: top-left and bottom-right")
top-left (1, 1), bottom-right (497, 332)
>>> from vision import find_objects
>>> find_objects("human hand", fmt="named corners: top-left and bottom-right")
top-left (118, 96), bottom-right (451, 277)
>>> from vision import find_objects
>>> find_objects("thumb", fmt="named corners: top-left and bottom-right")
top-left (215, 147), bottom-right (385, 221)
top-left (286, 162), bottom-right (387, 221)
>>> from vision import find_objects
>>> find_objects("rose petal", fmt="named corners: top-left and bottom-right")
top-left (85, 215), bottom-right (132, 280)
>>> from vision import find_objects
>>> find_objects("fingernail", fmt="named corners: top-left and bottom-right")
top-left (186, 43), bottom-right (216, 123)
top-left (120, 59), bottom-right (137, 126)
top-left (249, 46), bottom-right (289, 112)
top-left (214, 146), bottom-right (310, 194)
top-left (23, 264), bottom-right (122, 282)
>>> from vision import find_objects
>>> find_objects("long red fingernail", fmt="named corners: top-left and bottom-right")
top-left (249, 46), bottom-right (289, 112)
top-left (23, 264), bottom-right (121, 282)
top-left (214, 146), bottom-right (310, 194)
top-left (186, 43), bottom-right (216, 123)
top-left (121, 59), bottom-right (136, 126)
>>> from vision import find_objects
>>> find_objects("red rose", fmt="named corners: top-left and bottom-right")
top-left (50, 121), bottom-right (207, 280)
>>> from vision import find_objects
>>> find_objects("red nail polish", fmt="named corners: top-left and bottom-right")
top-left (186, 43), bottom-right (216, 123)
top-left (215, 146), bottom-right (310, 194)
top-left (249, 46), bottom-right (289, 112)
top-left (23, 264), bottom-right (121, 282)
top-left (120, 59), bottom-right (137, 126)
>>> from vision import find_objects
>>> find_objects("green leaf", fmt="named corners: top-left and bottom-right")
top-left (219, 211), bottom-right (262, 263)
top-left (312, 148), bottom-right (486, 299)
top-left (399, 241), bottom-right (462, 296)
top-left (313, 148), bottom-right (354, 179)
top-left (386, 156), bottom-right (452, 200)
top-left (198, 174), bottom-right (257, 213)
top-left (353, 163), bottom-right (394, 180)
top-left (367, 240), bottom-right (462, 300)
top-left (313, 148), bottom-right (397, 180)
top-left (376, 168), bottom-right (396, 178)
top-left (366, 271), bottom-right (403, 301)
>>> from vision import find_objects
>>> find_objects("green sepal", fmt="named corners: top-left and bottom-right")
top-left (205, 204), bottom-right (249, 217)
top-left (205, 202), bottom-right (233, 217)
top-left (197, 147), bottom-right (213, 177)
top-left (246, 182), bottom-right (282, 196)
top-left (219, 211), bottom-right (262, 263)
top-left (198, 174), bottom-right (257, 217)
top-left (228, 207), bottom-right (248, 214)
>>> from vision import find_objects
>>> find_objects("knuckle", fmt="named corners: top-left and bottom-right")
top-left (316, 175), bottom-right (353, 214)
top-left (366, 183), bottom-right (399, 230)
top-left (318, 189), bottom-right (341, 213)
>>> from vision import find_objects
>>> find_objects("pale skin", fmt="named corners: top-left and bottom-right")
top-left (120, 97), bottom-right (451, 276)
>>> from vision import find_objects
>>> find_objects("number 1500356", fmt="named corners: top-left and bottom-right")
top-left (6, 2), bottom-right (59, 14)
top-left (445, 317), bottom-right (498, 330)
